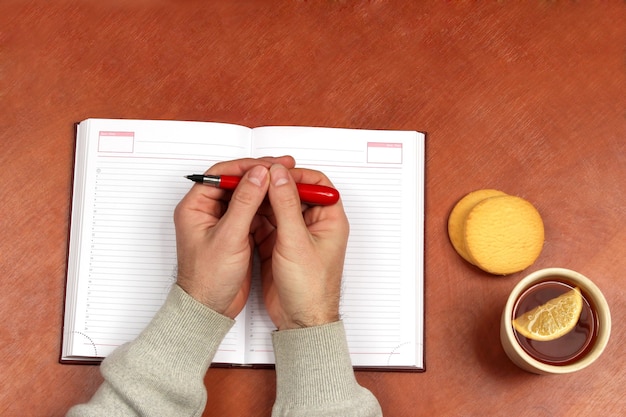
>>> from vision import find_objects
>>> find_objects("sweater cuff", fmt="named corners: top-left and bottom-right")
top-left (271, 321), bottom-right (359, 407)
top-left (104, 284), bottom-right (234, 381)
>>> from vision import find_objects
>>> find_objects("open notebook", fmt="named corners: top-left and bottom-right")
top-left (62, 118), bottom-right (425, 371)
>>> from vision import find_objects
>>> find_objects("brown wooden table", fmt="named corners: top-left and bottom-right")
top-left (2, 1), bottom-right (625, 416)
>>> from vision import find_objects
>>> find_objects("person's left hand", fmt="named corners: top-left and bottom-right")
top-left (173, 156), bottom-right (295, 318)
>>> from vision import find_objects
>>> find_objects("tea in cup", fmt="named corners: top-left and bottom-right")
top-left (500, 268), bottom-right (611, 374)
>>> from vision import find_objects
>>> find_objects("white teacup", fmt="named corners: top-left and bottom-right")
top-left (500, 268), bottom-right (611, 375)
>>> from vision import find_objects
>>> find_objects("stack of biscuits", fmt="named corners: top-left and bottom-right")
top-left (447, 189), bottom-right (545, 275)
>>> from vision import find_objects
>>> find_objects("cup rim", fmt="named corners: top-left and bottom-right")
top-left (503, 267), bottom-right (611, 374)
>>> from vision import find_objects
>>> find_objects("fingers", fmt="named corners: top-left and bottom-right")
top-left (205, 156), bottom-right (295, 176)
top-left (179, 157), bottom-right (340, 237)
top-left (267, 164), bottom-right (309, 239)
top-left (180, 156), bottom-right (295, 214)
top-left (218, 165), bottom-right (270, 237)
top-left (285, 167), bottom-right (335, 187)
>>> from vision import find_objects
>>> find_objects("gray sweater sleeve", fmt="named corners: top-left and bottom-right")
top-left (66, 285), bottom-right (235, 417)
top-left (272, 322), bottom-right (382, 417)
top-left (67, 285), bottom-right (382, 417)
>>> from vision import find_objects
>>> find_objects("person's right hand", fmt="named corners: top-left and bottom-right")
top-left (255, 164), bottom-right (349, 330)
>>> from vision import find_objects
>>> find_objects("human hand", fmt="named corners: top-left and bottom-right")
top-left (173, 156), bottom-right (295, 318)
top-left (255, 164), bottom-right (349, 330)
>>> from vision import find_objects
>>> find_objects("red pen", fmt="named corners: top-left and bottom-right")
top-left (185, 174), bottom-right (340, 206)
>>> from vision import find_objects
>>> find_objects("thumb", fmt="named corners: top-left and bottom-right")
top-left (219, 165), bottom-right (269, 236)
top-left (268, 164), bottom-right (308, 239)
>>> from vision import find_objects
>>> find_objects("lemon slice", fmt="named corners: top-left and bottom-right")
top-left (513, 287), bottom-right (583, 341)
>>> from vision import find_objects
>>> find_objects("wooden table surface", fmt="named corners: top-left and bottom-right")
top-left (2, 1), bottom-right (625, 416)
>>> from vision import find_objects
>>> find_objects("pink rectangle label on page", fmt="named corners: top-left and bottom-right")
top-left (367, 142), bottom-right (402, 164)
top-left (98, 131), bottom-right (135, 153)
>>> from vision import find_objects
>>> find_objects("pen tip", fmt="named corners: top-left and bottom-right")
top-left (185, 174), bottom-right (206, 183)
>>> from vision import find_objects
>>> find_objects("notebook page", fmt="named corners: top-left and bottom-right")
top-left (247, 126), bottom-right (424, 368)
top-left (63, 119), bottom-right (253, 362)
top-left (242, 252), bottom-right (276, 364)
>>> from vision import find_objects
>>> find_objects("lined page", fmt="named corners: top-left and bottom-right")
top-left (248, 127), bottom-right (424, 368)
top-left (243, 253), bottom-right (276, 363)
top-left (63, 119), bottom-right (253, 362)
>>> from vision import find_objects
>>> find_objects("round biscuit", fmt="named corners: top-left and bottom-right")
top-left (448, 189), bottom-right (508, 263)
top-left (463, 195), bottom-right (544, 275)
